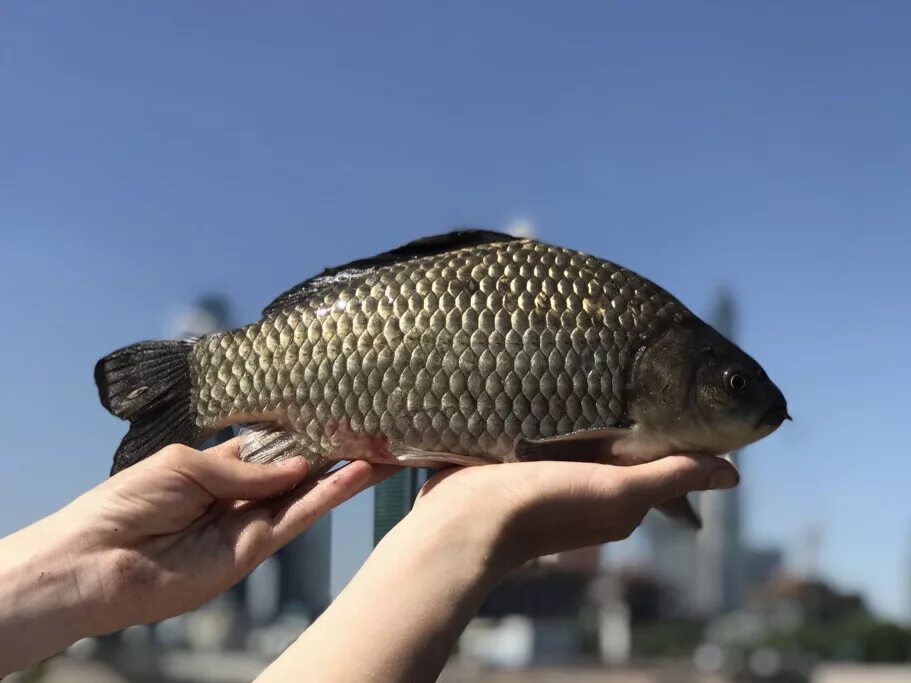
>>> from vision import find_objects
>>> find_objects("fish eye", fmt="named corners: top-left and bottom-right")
top-left (724, 368), bottom-right (748, 394)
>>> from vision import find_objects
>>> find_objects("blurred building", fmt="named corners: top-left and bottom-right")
top-left (744, 546), bottom-right (785, 589)
top-left (373, 469), bottom-right (425, 544)
top-left (469, 564), bottom-right (603, 666)
top-left (747, 575), bottom-right (867, 624)
top-left (643, 512), bottom-right (701, 616)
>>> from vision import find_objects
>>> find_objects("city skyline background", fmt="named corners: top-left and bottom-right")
top-left (2, 1), bottom-right (908, 622)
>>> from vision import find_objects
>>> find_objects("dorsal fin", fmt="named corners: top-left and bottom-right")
top-left (262, 229), bottom-right (520, 317)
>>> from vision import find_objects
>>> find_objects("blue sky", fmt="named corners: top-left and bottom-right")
top-left (2, 2), bottom-right (909, 619)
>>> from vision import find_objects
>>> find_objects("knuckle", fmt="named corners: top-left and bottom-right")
top-left (158, 444), bottom-right (194, 467)
top-left (234, 524), bottom-right (271, 572)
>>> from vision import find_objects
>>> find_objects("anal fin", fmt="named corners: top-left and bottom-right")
top-left (238, 423), bottom-right (309, 465)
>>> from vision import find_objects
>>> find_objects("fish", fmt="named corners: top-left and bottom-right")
top-left (95, 230), bottom-right (789, 528)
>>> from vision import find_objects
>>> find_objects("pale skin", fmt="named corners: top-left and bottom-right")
top-left (0, 443), bottom-right (738, 680)
top-left (0, 441), bottom-right (396, 677)
top-left (256, 453), bottom-right (738, 682)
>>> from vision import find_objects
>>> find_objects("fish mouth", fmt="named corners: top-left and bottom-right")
top-left (755, 402), bottom-right (791, 430)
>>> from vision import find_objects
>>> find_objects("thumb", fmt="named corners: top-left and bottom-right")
top-left (620, 454), bottom-right (739, 507)
top-left (161, 446), bottom-right (310, 501)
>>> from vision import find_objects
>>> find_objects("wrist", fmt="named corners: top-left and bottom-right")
top-left (280, 502), bottom-right (511, 682)
top-left (400, 499), bottom-right (516, 588)
top-left (0, 512), bottom-right (105, 674)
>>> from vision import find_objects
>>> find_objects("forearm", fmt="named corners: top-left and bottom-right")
top-left (0, 513), bottom-right (101, 676)
top-left (257, 511), bottom-right (508, 683)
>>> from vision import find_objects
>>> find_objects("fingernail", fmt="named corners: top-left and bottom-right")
top-left (709, 468), bottom-right (739, 490)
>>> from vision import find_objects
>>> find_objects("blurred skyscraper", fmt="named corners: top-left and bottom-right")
top-left (169, 295), bottom-right (234, 340)
top-left (644, 514), bottom-right (700, 615)
top-left (374, 469), bottom-right (424, 545)
top-left (743, 546), bottom-right (784, 589)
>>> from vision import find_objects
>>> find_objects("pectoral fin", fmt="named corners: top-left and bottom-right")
top-left (514, 427), bottom-right (632, 463)
top-left (390, 444), bottom-right (498, 469)
top-left (657, 495), bottom-right (702, 530)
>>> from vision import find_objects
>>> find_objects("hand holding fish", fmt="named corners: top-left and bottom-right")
top-left (415, 453), bottom-right (740, 567)
top-left (0, 441), bottom-right (394, 676)
top-left (257, 453), bottom-right (738, 683)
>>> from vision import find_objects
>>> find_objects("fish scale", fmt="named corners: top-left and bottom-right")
top-left (189, 239), bottom-right (687, 467)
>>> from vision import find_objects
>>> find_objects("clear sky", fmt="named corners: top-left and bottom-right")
top-left (2, 2), bottom-right (909, 619)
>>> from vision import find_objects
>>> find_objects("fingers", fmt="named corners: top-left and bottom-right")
top-left (204, 437), bottom-right (243, 461)
top-left (618, 454), bottom-right (739, 507)
top-left (266, 462), bottom-right (400, 551)
top-left (157, 445), bottom-right (310, 501)
top-left (225, 462), bottom-right (398, 572)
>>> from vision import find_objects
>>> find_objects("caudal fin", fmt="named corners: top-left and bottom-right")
top-left (95, 340), bottom-right (201, 475)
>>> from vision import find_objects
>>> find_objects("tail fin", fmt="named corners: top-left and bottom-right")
top-left (95, 340), bottom-right (201, 475)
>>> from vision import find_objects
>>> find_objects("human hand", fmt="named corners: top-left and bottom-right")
top-left (258, 454), bottom-right (738, 683)
top-left (412, 454), bottom-right (739, 573)
top-left (0, 441), bottom-right (396, 675)
top-left (71, 441), bottom-right (397, 630)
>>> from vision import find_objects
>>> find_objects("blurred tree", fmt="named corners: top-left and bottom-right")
top-left (631, 619), bottom-right (706, 658)
top-left (766, 615), bottom-right (911, 662)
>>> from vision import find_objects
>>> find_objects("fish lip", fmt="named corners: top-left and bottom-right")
top-left (755, 403), bottom-right (789, 430)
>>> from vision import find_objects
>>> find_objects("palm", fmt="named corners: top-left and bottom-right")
top-left (416, 459), bottom-right (661, 563)
top-left (71, 443), bottom-right (396, 632)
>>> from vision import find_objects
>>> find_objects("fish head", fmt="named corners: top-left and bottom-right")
top-left (626, 317), bottom-right (788, 456)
